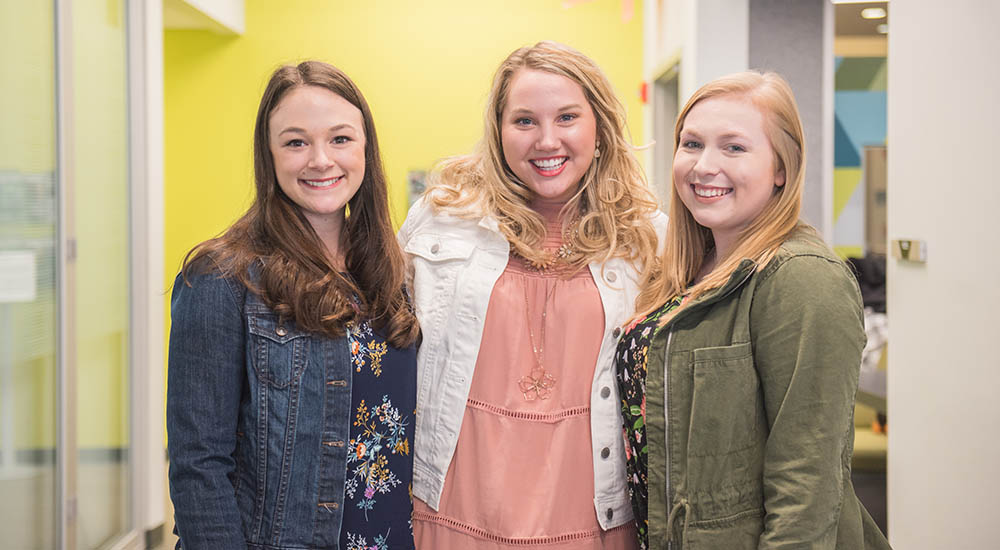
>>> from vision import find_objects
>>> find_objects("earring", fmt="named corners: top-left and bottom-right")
top-left (594, 141), bottom-right (601, 159)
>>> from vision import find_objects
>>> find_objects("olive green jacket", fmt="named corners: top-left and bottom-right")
top-left (646, 230), bottom-right (891, 549)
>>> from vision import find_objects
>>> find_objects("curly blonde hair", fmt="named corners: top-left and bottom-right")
top-left (635, 70), bottom-right (809, 322)
top-left (426, 41), bottom-right (660, 279)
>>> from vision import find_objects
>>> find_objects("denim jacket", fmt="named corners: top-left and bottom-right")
top-left (167, 268), bottom-right (354, 550)
top-left (398, 196), bottom-right (667, 530)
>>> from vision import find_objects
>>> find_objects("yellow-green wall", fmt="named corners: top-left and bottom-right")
top-left (164, 0), bottom-right (645, 362)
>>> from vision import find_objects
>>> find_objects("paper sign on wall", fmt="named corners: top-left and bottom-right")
top-left (0, 251), bottom-right (37, 303)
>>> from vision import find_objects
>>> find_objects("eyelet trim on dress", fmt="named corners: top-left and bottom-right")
top-left (466, 398), bottom-right (589, 423)
top-left (412, 509), bottom-right (633, 545)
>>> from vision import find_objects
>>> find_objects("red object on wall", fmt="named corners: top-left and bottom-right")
top-left (639, 81), bottom-right (648, 104)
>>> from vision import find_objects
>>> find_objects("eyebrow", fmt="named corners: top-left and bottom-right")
top-left (508, 104), bottom-right (585, 116)
top-left (277, 123), bottom-right (358, 136)
top-left (718, 132), bottom-right (749, 141)
top-left (679, 128), bottom-right (749, 141)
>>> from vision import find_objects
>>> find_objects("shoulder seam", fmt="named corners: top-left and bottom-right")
top-left (759, 252), bottom-right (847, 285)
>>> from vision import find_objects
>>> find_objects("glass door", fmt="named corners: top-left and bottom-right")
top-left (0, 1), bottom-right (134, 547)
top-left (71, 0), bottom-right (133, 546)
top-left (0, 2), bottom-right (60, 547)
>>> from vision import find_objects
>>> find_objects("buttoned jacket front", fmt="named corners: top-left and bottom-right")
top-left (167, 267), bottom-right (355, 550)
top-left (398, 196), bottom-right (667, 531)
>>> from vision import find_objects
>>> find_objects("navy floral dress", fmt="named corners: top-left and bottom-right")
top-left (614, 296), bottom-right (682, 550)
top-left (340, 319), bottom-right (417, 550)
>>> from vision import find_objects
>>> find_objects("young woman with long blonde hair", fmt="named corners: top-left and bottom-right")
top-left (615, 71), bottom-right (891, 549)
top-left (400, 41), bottom-right (665, 549)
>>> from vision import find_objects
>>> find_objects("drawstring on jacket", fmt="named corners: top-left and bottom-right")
top-left (666, 498), bottom-right (692, 546)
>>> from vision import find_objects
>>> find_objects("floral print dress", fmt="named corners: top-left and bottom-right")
top-left (341, 319), bottom-right (417, 550)
top-left (614, 295), bottom-right (683, 550)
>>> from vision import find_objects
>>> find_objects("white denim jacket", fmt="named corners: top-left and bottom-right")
top-left (398, 196), bottom-right (667, 531)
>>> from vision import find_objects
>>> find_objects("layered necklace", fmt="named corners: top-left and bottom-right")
top-left (514, 212), bottom-right (580, 400)
top-left (511, 216), bottom-right (580, 272)
top-left (518, 281), bottom-right (558, 400)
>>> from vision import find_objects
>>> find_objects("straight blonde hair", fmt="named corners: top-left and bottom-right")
top-left (635, 71), bottom-right (808, 322)
top-left (426, 41), bottom-right (660, 278)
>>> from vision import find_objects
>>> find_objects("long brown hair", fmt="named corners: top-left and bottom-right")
top-left (635, 71), bottom-right (807, 322)
top-left (183, 61), bottom-right (418, 347)
top-left (426, 41), bottom-right (660, 279)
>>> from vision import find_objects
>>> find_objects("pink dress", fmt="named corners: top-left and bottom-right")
top-left (412, 199), bottom-right (638, 549)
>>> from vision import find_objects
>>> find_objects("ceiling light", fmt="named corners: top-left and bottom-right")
top-left (833, 0), bottom-right (887, 4)
top-left (862, 7), bottom-right (887, 19)
top-left (877, 23), bottom-right (888, 34)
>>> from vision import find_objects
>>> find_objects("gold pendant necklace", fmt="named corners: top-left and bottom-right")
top-left (518, 281), bottom-right (558, 400)
top-left (513, 217), bottom-right (580, 272)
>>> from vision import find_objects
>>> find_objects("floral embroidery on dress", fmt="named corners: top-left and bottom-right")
top-left (345, 530), bottom-right (391, 550)
top-left (346, 395), bottom-right (411, 518)
top-left (348, 320), bottom-right (389, 376)
top-left (615, 295), bottom-right (682, 550)
top-left (339, 312), bottom-right (416, 549)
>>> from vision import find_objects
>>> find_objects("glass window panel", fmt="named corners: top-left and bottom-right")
top-left (0, 2), bottom-right (59, 549)
top-left (72, 0), bottom-right (132, 546)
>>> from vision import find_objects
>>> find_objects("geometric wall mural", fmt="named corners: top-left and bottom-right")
top-left (833, 56), bottom-right (887, 257)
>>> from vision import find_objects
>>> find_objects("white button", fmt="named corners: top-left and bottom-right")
top-left (606, 271), bottom-right (617, 283)
top-left (430, 243), bottom-right (440, 254)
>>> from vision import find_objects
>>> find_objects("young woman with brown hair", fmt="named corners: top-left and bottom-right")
top-left (167, 61), bottom-right (419, 550)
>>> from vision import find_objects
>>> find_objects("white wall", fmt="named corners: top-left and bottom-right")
top-left (163, 0), bottom-right (244, 34)
top-left (128, 0), bottom-right (166, 541)
top-left (643, 0), bottom-right (831, 239)
top-left (643, 0), bottom-right (750, 196)
top-left (886, 1), bottom-right (1000, 548)
top-left (694, 0), bottom-right (749, 99)
top-left (747, 0), bottom-right (833, 239)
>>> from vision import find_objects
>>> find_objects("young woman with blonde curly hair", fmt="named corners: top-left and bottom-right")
top-left (399, 41), bottom-right (665, 549)
top-left (615, 71), bottom-right (891, 549)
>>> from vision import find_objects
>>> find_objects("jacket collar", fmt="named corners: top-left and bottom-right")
top-left (698, 259), bottom-right (758, 303)
top-left (665, 258), bottom-right (757, 329)
top-left (477, 214), bottom-right (500, 233)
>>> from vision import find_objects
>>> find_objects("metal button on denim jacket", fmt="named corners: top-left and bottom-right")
top-left (167, 269), bottom-right (353, 550)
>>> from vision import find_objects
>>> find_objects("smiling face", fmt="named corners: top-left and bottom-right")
top-left (500, 69), bottom-right (598, 203)
top-left (269, 85), bottom-right (366, 232)
top-left (673, 94), bottom-right (785, 256)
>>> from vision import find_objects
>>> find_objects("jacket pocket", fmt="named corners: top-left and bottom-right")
top-left (404, 233), bottom-right (477, 328)
top-left (247, 311), bottom-right (310, 388)
top-left (404, 233), bottom-right (477, 262)
top-left (688, 342), bottom-right (761, 457)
